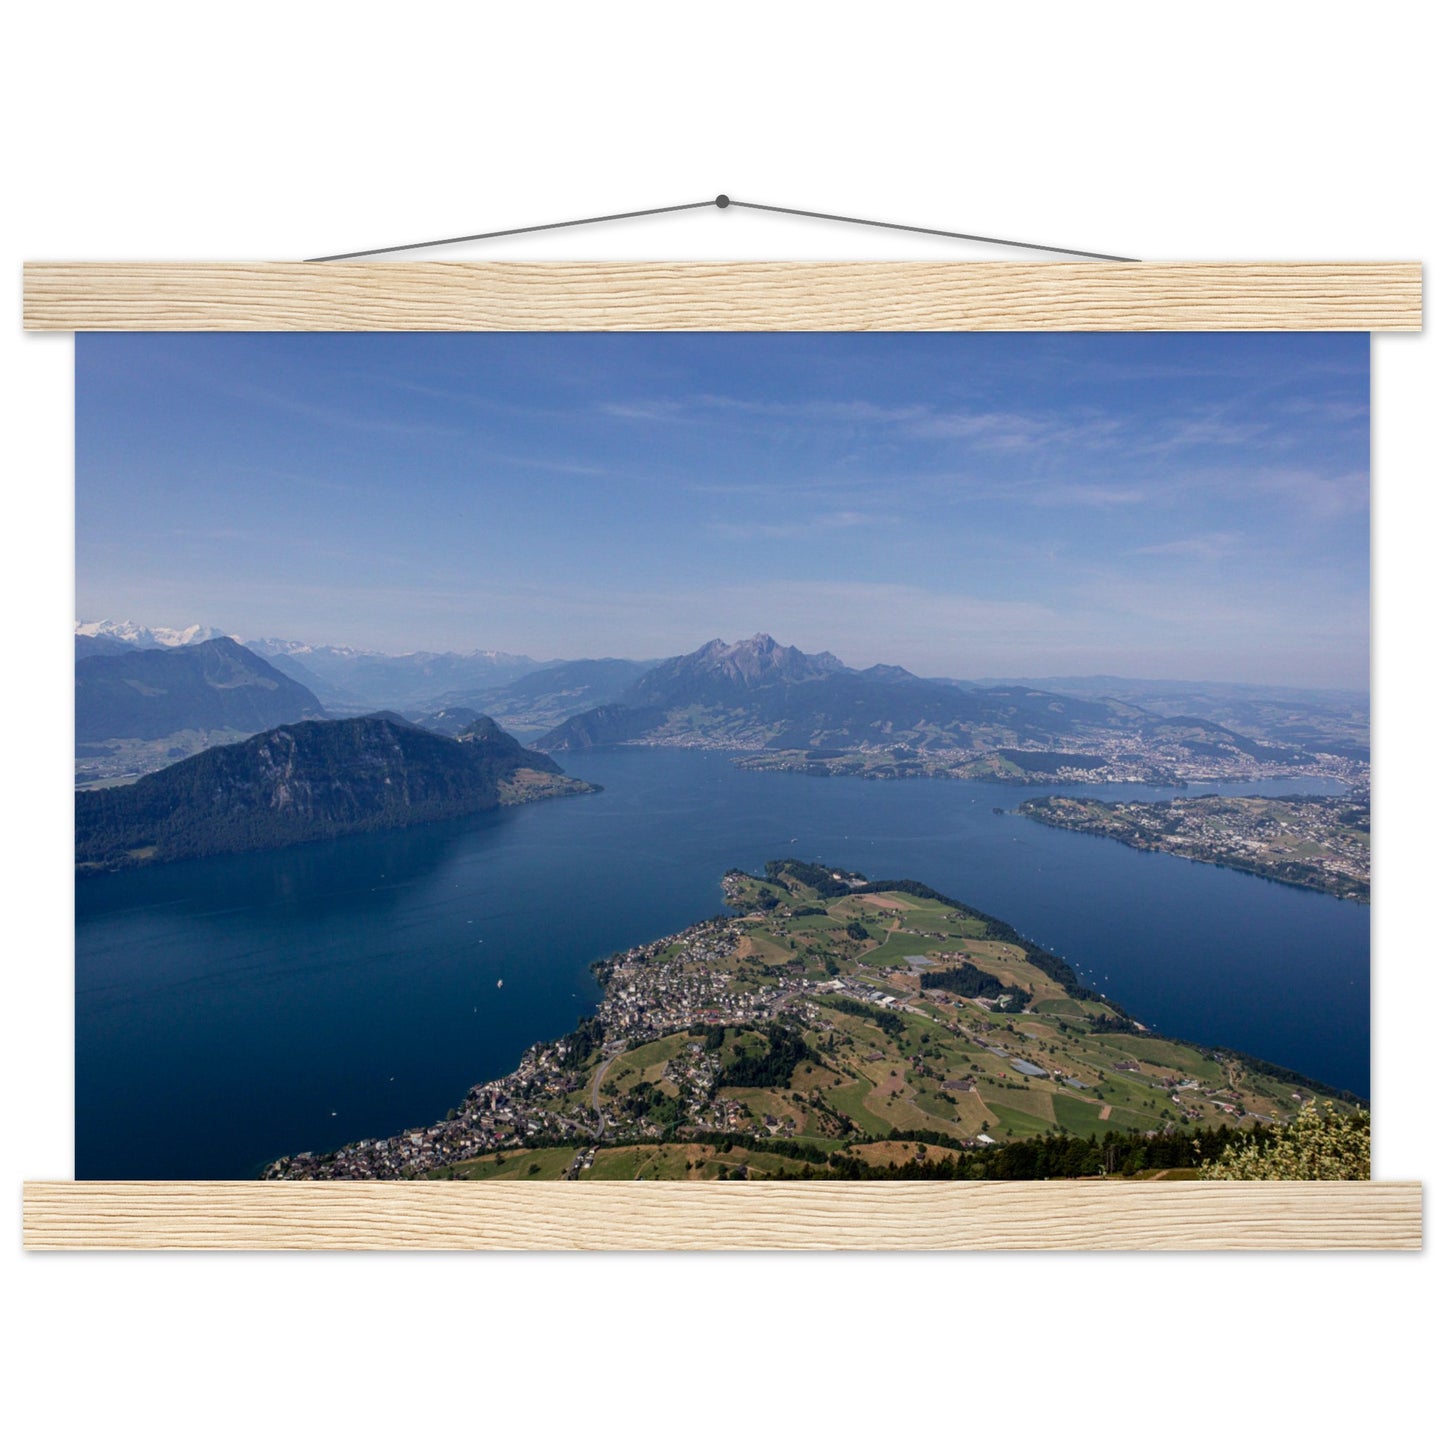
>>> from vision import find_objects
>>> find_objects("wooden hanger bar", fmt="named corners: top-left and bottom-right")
top-left (24, 1179), bottom-right (1423, 1251)
top-left (23, 261), bottom-right (1422, 332)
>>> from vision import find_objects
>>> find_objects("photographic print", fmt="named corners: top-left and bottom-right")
top-left (74, 330), bottom-right (1370, 1189)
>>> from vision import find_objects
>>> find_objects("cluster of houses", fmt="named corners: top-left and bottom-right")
top-left (594, 921), bottom-right (778, 1037)
top-left (267, 913), bottom-right (809, 1180)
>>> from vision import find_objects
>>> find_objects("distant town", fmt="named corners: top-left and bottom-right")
top-left (1018, 793), bottom-right (1370, 902)
top-left (734, 734), bottom-right (1367, 790)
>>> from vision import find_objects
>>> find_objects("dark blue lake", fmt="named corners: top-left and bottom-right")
top-left (75, 749), bottom-right (1368, 1178)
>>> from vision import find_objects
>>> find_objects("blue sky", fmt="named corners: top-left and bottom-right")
top-left (75, 331), bottom-right (1369, 687)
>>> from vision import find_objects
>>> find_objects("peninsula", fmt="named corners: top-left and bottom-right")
top-left (266, 860), bottom-right (1353, 1182)
top-left (1018, 794), bottom-right (1369, 902)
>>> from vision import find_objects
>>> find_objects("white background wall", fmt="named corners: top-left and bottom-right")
top-left (3, 4), bottom-right (1438, 1439)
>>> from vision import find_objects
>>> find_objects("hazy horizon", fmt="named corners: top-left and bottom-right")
top-left (76, 331), bottom-right (1370, 689)
top-left (71, 617), bottom-right (1372, 697)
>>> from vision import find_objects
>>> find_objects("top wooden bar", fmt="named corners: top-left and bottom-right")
top-left (22, 261), bottom-right (1422, 332)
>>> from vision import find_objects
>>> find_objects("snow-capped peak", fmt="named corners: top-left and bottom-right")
top-left (76, 619), bottom-right (231, 648)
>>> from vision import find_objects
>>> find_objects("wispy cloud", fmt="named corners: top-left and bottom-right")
top-left (1141, 417), bottom-right (1269, 452)
top-left (1129, 531), bottom-right (1248, 562)
top-left (598, 400), bottom-right (686, 422)
top-left (905, 411), bottom-right (1050, 450)
top-left (1030, 483), bottom-right (1151, 508)
top-left (483, 454), bottom-right (611, 478)
top-left (902, 410), bottom-right (1129, 454)
top-left (708, 510), bottom-right (888, 541)
top-left (1277, 397), bottom-right (1369, 423)
top-left (696, 396), bottom-right (928, 425)
top-left (211, 378), bottom-right (465, 441)
top-left (609, 393), bottom-right (1127, 458)
top-left (1249, 466), bottom-right (1369, 520)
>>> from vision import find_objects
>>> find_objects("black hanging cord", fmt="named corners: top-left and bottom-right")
top-left (305, 194), bottom-right (1137, 264)
top-left (305, 200), bottom-right (717, 263)
top-left (725, 198), bottom-right (1138, 263)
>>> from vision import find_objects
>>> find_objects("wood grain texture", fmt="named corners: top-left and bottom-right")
top-left (22, 262), bottom-right (1422, 332)
top-left (23, 1180), bottom-right (1421, 1251)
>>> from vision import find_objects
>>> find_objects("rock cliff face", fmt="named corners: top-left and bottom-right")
top-left (76, 713), bottom-right (594, 869)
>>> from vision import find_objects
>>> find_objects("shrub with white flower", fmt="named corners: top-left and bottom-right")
top-left (1199, 1099), bottom-right (1369, 1181)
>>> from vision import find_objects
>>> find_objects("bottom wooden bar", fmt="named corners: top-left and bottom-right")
top-left (22, 1179), bottom-right (1421, 1251)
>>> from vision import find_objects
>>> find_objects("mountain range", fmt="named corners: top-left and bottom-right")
top-left (247, 638), bottom-right (547, 710)
top-left (537, 633), bottom-right (1142, 753)
top-left (74, 621), bottom-right (656, 740)
top-left (75, 620), bottom-right (551, 712)
top-left (75, 712), bottom-right (594, 869)
top-left (76, 636), bottom-right (326, 742)
top-left (74, 621), bottom-right (1352, 777)
top-left (76, 619), bottom-right (229, 651)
